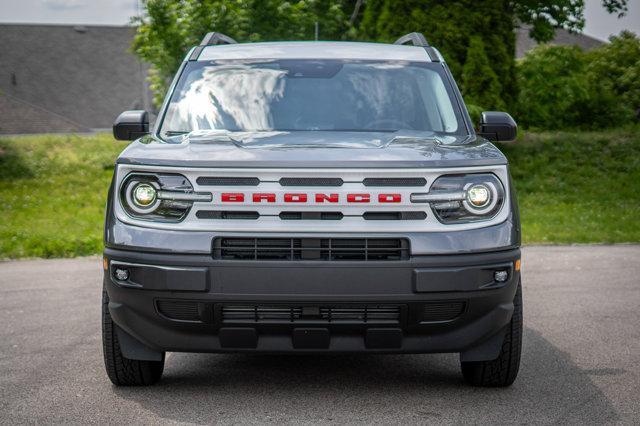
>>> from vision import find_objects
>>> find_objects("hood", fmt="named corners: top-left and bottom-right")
top-left (116, 130), bottom-right (507, 169)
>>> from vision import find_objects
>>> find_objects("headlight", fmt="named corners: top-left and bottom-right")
top-left (421, 174), bottom-right (505, 224)
top-left (120, 173), bottom-right (211, 222)
top-left (132, 183), bottom-right (157, 207)
top-left (466, 184), bottom-right (490, 208)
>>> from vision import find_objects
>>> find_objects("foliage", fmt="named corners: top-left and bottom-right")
top-left (461, 37), bottom-right (505, 111)
top-left (1, 130), bottom-right (639, 258)
top-left (514, 32), bottom-right (640, 130)
top-left (515, 45), bottom-right (612, 129)
top-left (587, 31), bottom-right (640, 116)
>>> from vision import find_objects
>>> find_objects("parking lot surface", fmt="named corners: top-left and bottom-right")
top-left (1, 245), bottom-right (639, 424)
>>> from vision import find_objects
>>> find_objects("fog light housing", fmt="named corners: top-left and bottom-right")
top-left (494, 270), bottom-right (508, 282)
top-left (114, 268), bottom-right (130, 281)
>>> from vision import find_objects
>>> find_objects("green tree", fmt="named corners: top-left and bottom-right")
top-left (587, 31), bottom-right (640, 117)
top-left (514, 44), bottom-right (629, 129)
top-left (461, 37), bottom-right (505, 111)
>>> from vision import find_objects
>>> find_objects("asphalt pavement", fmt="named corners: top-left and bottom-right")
top-left (1, 245), bottom-right (639, 424)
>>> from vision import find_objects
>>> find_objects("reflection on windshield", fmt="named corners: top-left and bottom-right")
top-left (163, 65), bottom-right (286, 132)
top-left (160, 60), bottom-right (462, 137)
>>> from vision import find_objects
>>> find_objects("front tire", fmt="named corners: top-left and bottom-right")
top-left (460, 280), bottom-right (523, 387)
top-left (102, 287), bottom-right (165, 386)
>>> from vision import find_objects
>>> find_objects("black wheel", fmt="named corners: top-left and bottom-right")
top-left (460, 280), bottom-right (523, 387)
top-left (102, 287), bottom-right (164, 386)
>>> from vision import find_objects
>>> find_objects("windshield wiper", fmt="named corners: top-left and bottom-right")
top-left (164, 131), bottom-right (190, 136)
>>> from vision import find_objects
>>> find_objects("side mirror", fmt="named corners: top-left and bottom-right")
top-left (477, 111), bottom-right (517, 142)
top-left (113, 110), bottom-right (149, 141)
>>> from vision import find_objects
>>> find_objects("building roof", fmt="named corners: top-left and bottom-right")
top-left (198, 41), bottom-right (433, 62)
top-left (516, 26), bottom-right (604, 58)
top-left (0, 24), bottom-right (151, 134)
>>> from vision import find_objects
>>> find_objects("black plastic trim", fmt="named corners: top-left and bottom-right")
top-left (394, 32), bottom-right (429, 47)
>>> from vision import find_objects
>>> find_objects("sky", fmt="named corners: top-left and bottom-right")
top-left (0, 0), bottom-right (638, 41)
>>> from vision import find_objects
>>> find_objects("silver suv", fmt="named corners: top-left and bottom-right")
top-left (103, 32), bottom-right (521, 387)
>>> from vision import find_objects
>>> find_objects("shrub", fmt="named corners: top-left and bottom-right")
top-left (514, 44), bottom-right (629, 130)
top-left (587, 31), bottom-right (640, 118)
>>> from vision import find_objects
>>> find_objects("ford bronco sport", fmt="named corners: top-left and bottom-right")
top-left (103, 32), bottom-right (522, 387)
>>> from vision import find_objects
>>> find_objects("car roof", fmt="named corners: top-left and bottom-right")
top-left (196, 41), bottom-right (433, 62)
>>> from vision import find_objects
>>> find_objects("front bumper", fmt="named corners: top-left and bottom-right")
top-left (104, 247), bottom-right (520, 359)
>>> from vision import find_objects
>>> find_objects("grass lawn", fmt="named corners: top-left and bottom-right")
top-left (0, 134), bottom-right (128, 258)
top-left (501, 128), bottom-right (640, 243)
top-left (0, 128), bottom-right (639, 258)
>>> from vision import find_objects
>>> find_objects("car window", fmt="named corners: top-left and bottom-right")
top-left (160, 59), bottom-right (465, 138)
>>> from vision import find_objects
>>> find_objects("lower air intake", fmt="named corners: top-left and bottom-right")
top-left (213, 238), bottom-right (409, 261)
top-left (221, 304), bottom-right (402, 325)
top-left (422, 301), bottom-right (467, 322)
top-left (156, 300), bottom-right (201, 322)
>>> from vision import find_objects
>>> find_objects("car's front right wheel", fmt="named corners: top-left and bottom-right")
top-left (102, 287), bottom-right (165, 386)
top-left (460, 280), bottom-right (523, 387)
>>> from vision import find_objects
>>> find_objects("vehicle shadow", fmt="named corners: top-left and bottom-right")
top-left (112, 327), bottom-right (619, 424)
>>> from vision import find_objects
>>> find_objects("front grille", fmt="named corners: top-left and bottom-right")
top-left (279, 177), bottom-right (344, 186)
top-left (196, 176), bottom-right (259, 186)
top-left (213, 238), bottom-right (409, 261)
top-left (279, 211), bottom-right (344, 220)
top-left (363, 211), bottom-right (427, 220)
top-left (196, 211), bottom-right (428, 221)
top-left (196, 210), bottom-right (260, 220)
top-left (221, 304), bottom-right (402, 325)
top-left (156, 300), bottom-right (201, 322)
top-left (422, 301), bottom-right (466, 322)
top-left (363, 177), bottom-right (427, 187)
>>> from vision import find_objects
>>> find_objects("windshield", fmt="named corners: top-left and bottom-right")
top-left (159, 59), bottom-right (466, 140)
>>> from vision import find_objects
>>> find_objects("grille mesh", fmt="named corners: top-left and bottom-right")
top-left (279, 211), bottom-right (344, 220)
top-left (363, 177), bottom-right (427, 187)
top-left (156, 300), bottom-right (201, 322)
top-left (213, 238), bottom-right (409, 261)
top-left (221, 304), bottom-right (401, 324)
top-left (363, 211), bottom-right (427, 220)
top-left (196, 177), bottom-right (259, 186)
top-left (196, 210), bottom-right (259, 220)
top-left (279, 177), bottom-right (344, 186)
top-left (422, 301), bottom-right (466, 322)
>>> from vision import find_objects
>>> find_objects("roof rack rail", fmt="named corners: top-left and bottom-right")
top-left (189, 32), bottom-right (237, 61)
top-left (393, 32), bottom-right (440, 62)
top-left (394, 32), bottom-right (429, 47)
top-left (200, 32), bottom-right (237, 46)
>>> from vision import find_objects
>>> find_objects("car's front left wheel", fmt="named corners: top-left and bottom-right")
top-left (460, 280), bottom-right (523, 387)
top-left (102, 287), bottom-right (165, 386)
